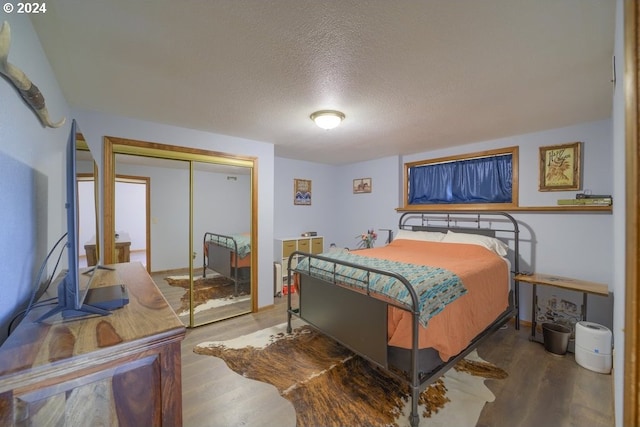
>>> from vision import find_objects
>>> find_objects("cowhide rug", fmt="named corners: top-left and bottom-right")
top-left (194, 322), bottom-right (507, 427)
top-left (164, 274), bottom-right (250, 316)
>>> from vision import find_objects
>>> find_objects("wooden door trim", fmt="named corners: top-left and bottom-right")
top-left (625, 1), bottom-right (639, 425)
top-left (103, 135), bottom-right (259, 317)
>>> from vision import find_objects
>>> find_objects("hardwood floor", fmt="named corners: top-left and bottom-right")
top-left (477, 325), bottom-right (614, 427)
top-left (180, 296), bottom-right (614, 427)
top-left (181, 295), bottom-right (297, 427)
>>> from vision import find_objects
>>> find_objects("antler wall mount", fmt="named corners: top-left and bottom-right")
top-left (0, 21), bottom-right (65, 128)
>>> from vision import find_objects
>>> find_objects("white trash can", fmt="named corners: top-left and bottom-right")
top-left (575, 321), bottom-right (612, 374)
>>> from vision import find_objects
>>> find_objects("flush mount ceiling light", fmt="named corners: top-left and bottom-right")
top-left (310, 110), bottom-right (345, 130)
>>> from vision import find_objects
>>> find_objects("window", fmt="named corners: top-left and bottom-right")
top-left (403, 146), bottom-right (519, 210)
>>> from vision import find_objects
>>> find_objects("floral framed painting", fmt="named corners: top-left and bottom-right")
top-left (294, 178), bottom-right (312, 205)
top-left (353, 178), bottom-right (372, 194)
top-left (539, 142), bottom-right (582, 191)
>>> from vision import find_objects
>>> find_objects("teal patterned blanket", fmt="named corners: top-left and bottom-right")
top-left (294, 251), bottom-right (467, 327)
top-left (207, 233), bottom-right (251, 259)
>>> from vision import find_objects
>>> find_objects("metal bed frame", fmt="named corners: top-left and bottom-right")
top-left (202, 232), bottom-right (250, 296)
top-left (286, 211), bottom-right (520, 427)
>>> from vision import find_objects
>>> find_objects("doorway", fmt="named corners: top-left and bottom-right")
top-left (115, 176), bottom-right (150, 271)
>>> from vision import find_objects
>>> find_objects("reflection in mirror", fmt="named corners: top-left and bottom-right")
top-left (76, 134), bottom-right (100, 269)
top-left (105, 136), bottom-right (256, 328)
top-left (114, 153), bottom-right (188, 288)
top-left (194, 162), bottom-right (252, 325)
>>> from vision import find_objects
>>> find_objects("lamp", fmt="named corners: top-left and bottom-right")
top-left (310, 110), bottom-right (345, 130)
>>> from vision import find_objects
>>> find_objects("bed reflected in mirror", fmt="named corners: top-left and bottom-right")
top-left (104, 136), bottom-right (256, 328)
top-left (194, 162), bottom-right (252, 325)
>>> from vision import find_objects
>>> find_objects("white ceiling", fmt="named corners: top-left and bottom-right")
top-left (31, 1), bottom-right (615, 165)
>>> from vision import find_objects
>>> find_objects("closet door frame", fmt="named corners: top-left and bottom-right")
top-left (103, 136), bottom-right (259, 320)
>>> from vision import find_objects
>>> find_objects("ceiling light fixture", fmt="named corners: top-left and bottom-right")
top-left (310, 110), bottom-right (345, 130)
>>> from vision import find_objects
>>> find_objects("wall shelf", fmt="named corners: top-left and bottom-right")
top-left (396, 205), bottom-right (612, 213)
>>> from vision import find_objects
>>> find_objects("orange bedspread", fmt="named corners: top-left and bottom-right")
top-left (230, 252), bottom-right (251, 268)
top-left (354, 239), bottom-right (509, 361)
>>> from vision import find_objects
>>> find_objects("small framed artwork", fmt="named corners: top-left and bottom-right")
top-left (539, 142), bottom-right (582, 191)
top-left (294, 178), bottom-right (312, 205)
top-left (353, 178), bottom-right (372, 194)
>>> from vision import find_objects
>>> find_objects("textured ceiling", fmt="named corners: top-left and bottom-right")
top-left (30, 1), bottom-right (615, 165)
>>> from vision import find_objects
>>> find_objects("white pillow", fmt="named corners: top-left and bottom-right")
top-left (395, 229), bottom-right (445, 242)
top-left (442, 230), bottom-right (509, 256)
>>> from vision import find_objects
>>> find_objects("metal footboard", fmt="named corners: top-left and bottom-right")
top-left (286, 252), bottom-right (424, 427)
top-left (202, 232), bottom-right (241, 295)
top-left (286, 210), bottom-right (520, 427)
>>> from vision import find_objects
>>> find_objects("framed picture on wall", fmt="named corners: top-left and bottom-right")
top-left (539, 142), bottom-right (582, 191)
top-left (294, 178), bottom-right (312, 205)
top-left (353, 178), bottom-right (372, 194)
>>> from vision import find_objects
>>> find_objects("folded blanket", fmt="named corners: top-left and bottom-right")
top-left (295, 251), bottom-right (466, 327)
top-left (207, 233), bottom-right (251, 258)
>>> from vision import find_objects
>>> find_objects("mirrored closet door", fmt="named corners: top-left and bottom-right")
top-left (103, 137), bottom-right (257, 327)
top-left (193, 162), bottom-right (252, 325)
top-left (76, 133), bottom-right (100, 270)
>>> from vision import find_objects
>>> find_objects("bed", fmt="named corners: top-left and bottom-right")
top-left (286, 211), bottom-right (520, 427)
top-left (203, 232), bottom-right (251, 296)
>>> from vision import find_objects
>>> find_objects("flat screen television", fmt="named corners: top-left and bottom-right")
top-left (36, 120), bottom-right (128, 322)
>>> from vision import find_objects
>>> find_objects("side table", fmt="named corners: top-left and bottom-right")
top-left (513, 273), bottom-right (609, 343)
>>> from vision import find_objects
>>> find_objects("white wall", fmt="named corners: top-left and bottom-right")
top-left (72, 110), bottom-right (275, 308)
top-left (274, 157), bottom-right (340, 245)
top-left (115, 181), bottom-right (146, 250)
top-left (274, 155), bottom-right (402, 251)
top-left (115, 161), bottom-right (190, 271)
top-left (193, 170), bottom-right (251, 241)
top-left (78, 180), bottom-right (97, 259)
top-left (0, 16), bottom-right (71, 344)
top-left (332, 156), bottom-right (402, 249)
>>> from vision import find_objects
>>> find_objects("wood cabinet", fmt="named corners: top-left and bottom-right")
top-left (84, 232), bottom-right (131, 266)
top-left (275, 236), bottom-right (324, 273)
top-left (0, 262), bottom-right (186, 426)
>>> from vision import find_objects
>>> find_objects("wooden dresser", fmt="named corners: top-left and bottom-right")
top-left (0, 262), bottom-right (186, 426)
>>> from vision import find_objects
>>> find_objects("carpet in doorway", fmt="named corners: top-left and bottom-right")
top-left (194, 322), bottom-right (507, 427)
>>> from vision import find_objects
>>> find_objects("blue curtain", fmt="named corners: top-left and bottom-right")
top-left (409, 154), bottom-right (512, 204)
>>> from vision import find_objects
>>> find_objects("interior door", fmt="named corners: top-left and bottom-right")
top-left (114, 176), bottom-right (150, 271)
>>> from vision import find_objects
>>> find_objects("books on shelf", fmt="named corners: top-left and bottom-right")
top-left (557, 197), bottom-right (612, 206)
top-left (575, 193), bottom-right (612, 199)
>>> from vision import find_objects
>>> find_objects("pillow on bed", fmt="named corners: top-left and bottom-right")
top-left (442, 230), bottom-right (509, 256)
top-left (395, 229), bottom-right (445, 242)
